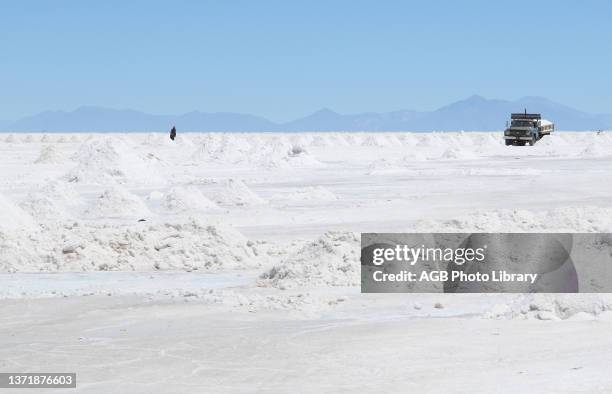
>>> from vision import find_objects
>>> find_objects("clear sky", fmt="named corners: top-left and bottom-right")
top-left (1, 0), bottom-right (611, 122)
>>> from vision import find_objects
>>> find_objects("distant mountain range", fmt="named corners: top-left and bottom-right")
top-left (3, 96), bottom-right (611, 132)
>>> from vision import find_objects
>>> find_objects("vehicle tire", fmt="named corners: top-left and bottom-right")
top-left (505, 140), bottom-right (512, 146)
top-left (528, 138), bottom-right (535, 146)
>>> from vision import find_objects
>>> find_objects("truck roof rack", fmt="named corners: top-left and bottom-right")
top-left (511, 113), bottom-right (541, 120)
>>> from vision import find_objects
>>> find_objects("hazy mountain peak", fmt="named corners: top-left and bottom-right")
top-left (74, 105), bottom-right (100, 112)
top-left (313, 108), bottom-right (340, 116)
top-left (4, 96), bottom-right (611, 132)
top-left (465, 94), bottom-right (487, 101)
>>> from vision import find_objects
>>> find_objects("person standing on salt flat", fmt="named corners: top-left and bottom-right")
top-left (170, 126), bottom-right (177, 141)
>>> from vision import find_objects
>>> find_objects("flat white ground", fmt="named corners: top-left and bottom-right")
top-left (1, 131), bottom-right (612, 393)
top-left (2, 296), bottom-right (612, 393)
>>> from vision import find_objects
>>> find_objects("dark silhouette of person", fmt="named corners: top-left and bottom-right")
top-left (170, 126), bottom-right (177, 141)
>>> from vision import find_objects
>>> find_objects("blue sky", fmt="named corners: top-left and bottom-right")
top-left (1, 0), bottom-right (611, 121)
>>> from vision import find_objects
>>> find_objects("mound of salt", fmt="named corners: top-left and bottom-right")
top-left (0, 217), bottom-right (266, 272)
top-left (84, 186), bottom-right (151, 219)
top-left (66, 137), bottom-right (165, 185)
top-left (361, 135), bottom-right (391, 147)
top-left (416, 133), bottom-right (444, 148)
top-left (111, 221), bottom-right (263, 271)
top-left (254, 144), bottom-right (324, 169)
top-left (20, 195), bottom-right (69, 222)
top-left (67, 138), bottom-right (126, 184)
top-left (0, 194), bottom-right (37, 232)
top-left (578, 143), bottom-right (611, 157)
top-left (309, 135), bottom-right (331, 147)
top-left (258, 231), bottom-right (359, 289)
top-left (476, 133), bottom-right (502, 147)
top-left (396, 133), bottom-right (418, 146)
top-left (162, 186), bottom-right (218, 212)
top-left (71, 137), bottom-right (123, 164)
top-left (142, 132), bottom-right (163, 146)
top-left (486, 294), bottom-right (612, 320)
top-left (384, 134), bottom-right (404, 146)
top-left (66, 161), bottom-right (129, 184)
top-left (190, 135), bottom-right (251, 163)
top-left (285, 145), bottom-right (323, 165)
top-left (326, 135), bottom-right (350, 147)
top-left (210, 179), bottom-right (267, 206)
top-left (32, 180), bottom-right (82, 209)
top-left (342, 134), bottom-right (362, 146)
top-left (34, 145), bottom-right (65, 164)
top-left (148, 220), bottom-right (265, 270)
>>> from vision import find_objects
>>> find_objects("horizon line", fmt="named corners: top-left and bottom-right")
top-left (4, 95), bottom-right (607, 125)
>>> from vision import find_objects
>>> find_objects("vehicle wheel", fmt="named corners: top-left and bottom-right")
top-left (528, 138), bottom-right (535, 146)
top-left (505, 140), bottom-right (512, 146)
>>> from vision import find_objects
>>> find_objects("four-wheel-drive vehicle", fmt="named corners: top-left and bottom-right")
top-left (504, 111), bottom-right (554, 146)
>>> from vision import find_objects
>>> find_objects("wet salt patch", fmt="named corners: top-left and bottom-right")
top-left (464, 167), bottom-right (542, 176)
top-left (396, 166), bottom-right (539, 178)
top-left (0, 271), bottom-right (253, 299)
